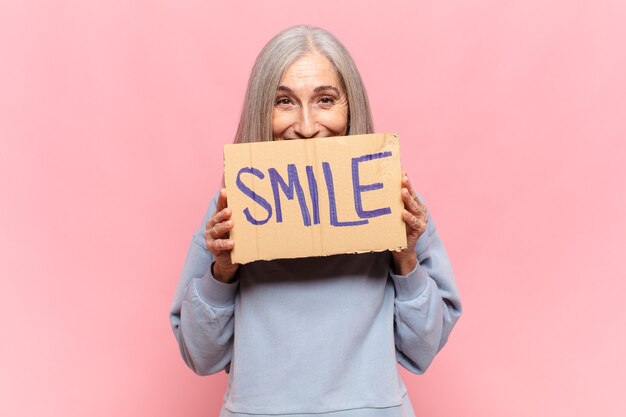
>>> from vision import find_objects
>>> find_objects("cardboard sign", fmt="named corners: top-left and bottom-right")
top-left (223, 133), bottom-right (407, 264)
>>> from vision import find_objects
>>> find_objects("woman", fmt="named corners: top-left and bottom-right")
top-left (170, 25), bottom-right (462, 417)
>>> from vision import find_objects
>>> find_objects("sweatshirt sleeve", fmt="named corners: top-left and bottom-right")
top-left (169, 192), bottom-right (239, 375)
top-left (390, 208), bottom-right (462, 374)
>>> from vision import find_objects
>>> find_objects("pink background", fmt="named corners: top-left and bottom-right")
top-left (1, 1), bottom-right (625, 416)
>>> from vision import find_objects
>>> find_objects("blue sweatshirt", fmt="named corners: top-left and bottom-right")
top-left (170, 192), bottom-right (462, 416)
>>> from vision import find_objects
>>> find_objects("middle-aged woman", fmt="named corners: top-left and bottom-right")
top-left (170, 25), bottom-right (462, 417)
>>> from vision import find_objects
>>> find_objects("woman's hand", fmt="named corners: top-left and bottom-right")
top-left (205, 188), bottom-right (240, 283)
top-left (392, 171), bottom-right (428, 276)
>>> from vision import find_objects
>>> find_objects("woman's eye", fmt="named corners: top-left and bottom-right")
top-left (275, 97), bottom-right (292, 106)
top-left (319, 96), bottom-right (335, 105)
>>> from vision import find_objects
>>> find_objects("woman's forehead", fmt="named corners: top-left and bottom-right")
top-left (279, 52), bottom-right (342, 90)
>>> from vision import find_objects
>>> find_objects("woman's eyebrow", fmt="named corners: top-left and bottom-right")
top-left (313, 85), bottom-right (340, 95)
top-left (276, 85), bottom-right (341, 95)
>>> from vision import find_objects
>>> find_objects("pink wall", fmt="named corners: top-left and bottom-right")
top-left (1, 1), bottom-right (624, 416)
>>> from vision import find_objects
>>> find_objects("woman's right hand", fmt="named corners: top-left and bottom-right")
top-left (205, 188), bottom-right (240, 283)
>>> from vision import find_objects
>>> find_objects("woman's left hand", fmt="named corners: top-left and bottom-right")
top-left (392, 171), bottom-right (428, 276)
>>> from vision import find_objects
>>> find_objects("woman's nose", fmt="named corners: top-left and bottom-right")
top-left (294, 108), bottom-right (320, 139)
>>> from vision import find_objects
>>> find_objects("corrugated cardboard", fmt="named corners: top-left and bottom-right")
top-left (223, 133), bottom-right (407, 264)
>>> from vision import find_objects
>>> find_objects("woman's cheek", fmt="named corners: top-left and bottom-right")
top-left (323, 110), bottom-right (348, 135)
top-left (272, 113), bottom-right (292, 137)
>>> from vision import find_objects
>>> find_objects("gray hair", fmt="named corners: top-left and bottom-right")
top-left (234, 25), bottom-right (374, 143)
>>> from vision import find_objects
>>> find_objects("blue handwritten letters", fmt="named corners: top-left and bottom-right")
top-left (236, 151), bottom-right (393, 227)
